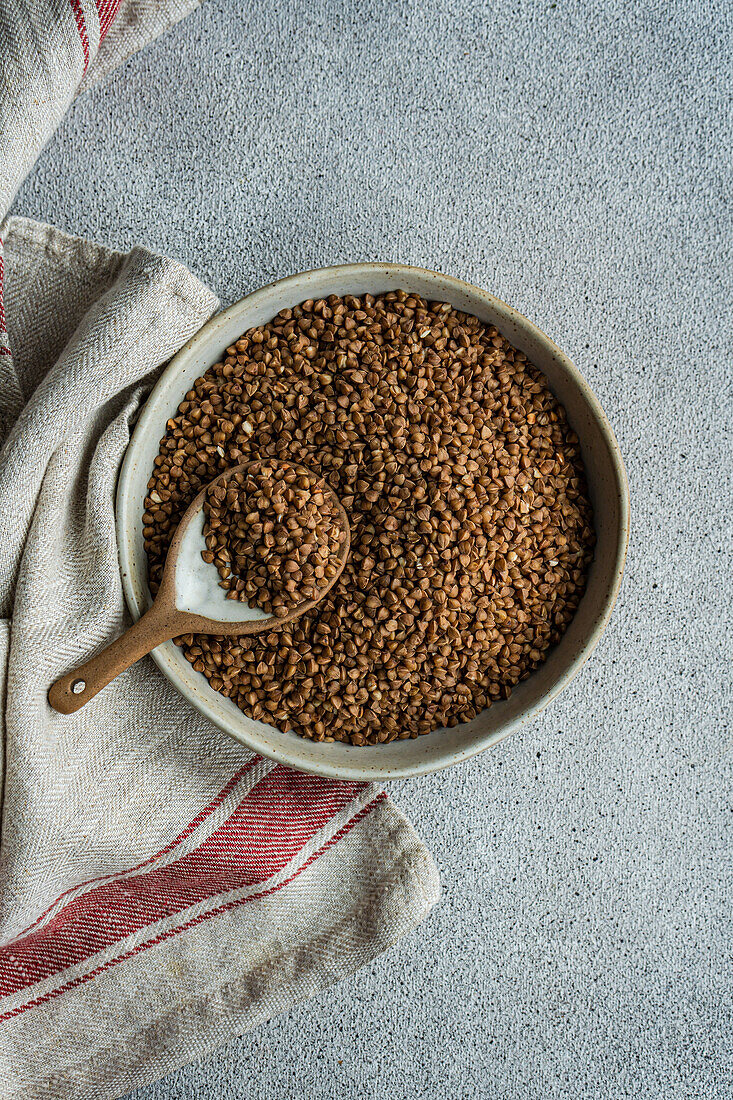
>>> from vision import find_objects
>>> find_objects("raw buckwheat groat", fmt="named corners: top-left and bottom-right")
top-left (144, 291), bottom-right (594, 745)
top-left (202, 460), bottom-right (346, 618)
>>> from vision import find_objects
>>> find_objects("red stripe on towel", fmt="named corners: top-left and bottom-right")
top-left (10, 757), bottom-right (263, 944)
top-left (94, 0), bottom-right (122, 42)
top-left (0, 767), bottom-right (370, 998)
top-left (68, 0), bottom-right (90, 70)
top-left (0, 794), bottom-right (385, 1023)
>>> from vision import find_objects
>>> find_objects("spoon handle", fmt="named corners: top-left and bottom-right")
top-left (48, 603), bottom-right (186, 714)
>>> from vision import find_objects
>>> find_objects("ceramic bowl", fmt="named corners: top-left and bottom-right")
top-left (117, 264), bottom-right (629, 780)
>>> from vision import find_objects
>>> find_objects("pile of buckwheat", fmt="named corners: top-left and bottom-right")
top-left (202, 460), bottom-right (346, 617)
top-left (144, 290), bottom-right (594, 746)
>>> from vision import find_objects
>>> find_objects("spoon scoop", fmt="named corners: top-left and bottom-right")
top-left (48, 462), bottom-right (350, 714)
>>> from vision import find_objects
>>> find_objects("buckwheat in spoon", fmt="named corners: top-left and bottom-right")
top-left (48, 460), bottom-right (350, 714)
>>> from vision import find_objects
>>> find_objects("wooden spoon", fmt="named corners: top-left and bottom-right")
top-left (48, 462), bottom-right (350, 714)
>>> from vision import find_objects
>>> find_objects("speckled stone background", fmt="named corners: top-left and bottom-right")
top-left (12, 0), bottom-right (732, 1096)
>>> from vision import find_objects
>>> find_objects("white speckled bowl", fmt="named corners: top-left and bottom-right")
top-left (117, 264), bottom-right (629, 780)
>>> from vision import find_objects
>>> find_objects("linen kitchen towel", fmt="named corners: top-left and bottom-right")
top-left (0, 5), bottom-right (440, 1098)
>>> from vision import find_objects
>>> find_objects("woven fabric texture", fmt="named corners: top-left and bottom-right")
top-left (0, 5), bottom-right (440, 1097)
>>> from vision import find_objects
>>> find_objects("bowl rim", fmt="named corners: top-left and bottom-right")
top-left (117, 262), bottom-right (630, 779)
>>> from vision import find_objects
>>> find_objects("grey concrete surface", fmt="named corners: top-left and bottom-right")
top-left (12, 0), bottom-right (732, 1096)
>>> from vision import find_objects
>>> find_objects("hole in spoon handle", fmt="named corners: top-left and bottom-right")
top-left (48, 669), bottom-right (103, 714)
top-left (47, 605), bottom-right (184, 714)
